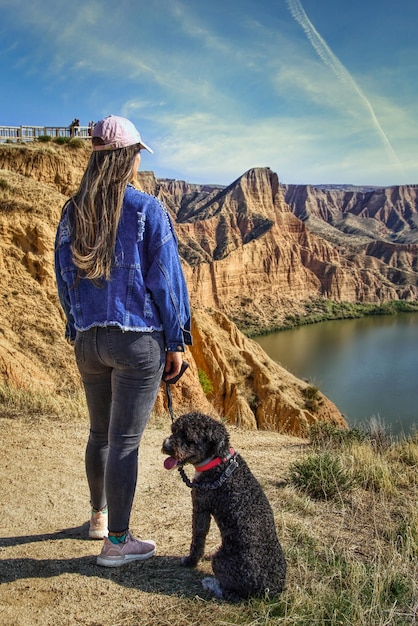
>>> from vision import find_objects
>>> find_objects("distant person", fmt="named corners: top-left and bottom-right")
top-left (69, 118), bottom-right (78, 138)
top-left (88, 120), bottom-right (94, 136)
top-left (54, 114), bottom-right (192, 567)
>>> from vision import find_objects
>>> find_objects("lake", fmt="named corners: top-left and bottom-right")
top-left (254, 313), bottom-right (418, 437)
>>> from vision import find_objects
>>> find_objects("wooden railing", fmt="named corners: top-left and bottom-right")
top-left (0, 125), bottom-right (91, 142)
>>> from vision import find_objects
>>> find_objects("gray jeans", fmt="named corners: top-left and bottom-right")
top-left (74, 326), bottom-right (165, 533)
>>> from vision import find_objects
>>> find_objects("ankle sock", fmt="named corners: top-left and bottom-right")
top-left (108, 532), bottom-right (127, 544)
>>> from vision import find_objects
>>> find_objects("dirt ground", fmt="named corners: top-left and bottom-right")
top-left (0, 413), bottom-right (304, 626)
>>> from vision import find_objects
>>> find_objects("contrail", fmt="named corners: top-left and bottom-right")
top-left (286, 0), bottom-right (403, 171)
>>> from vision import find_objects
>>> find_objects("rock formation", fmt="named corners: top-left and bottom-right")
top-left (151, 169), bottom-right (418, 333)
top-left (187, 308), bottom-right (345, 434)
top-left (1, 141), bottom-right (416, 433)
top-left (283, 184), bottom-right (418, 244)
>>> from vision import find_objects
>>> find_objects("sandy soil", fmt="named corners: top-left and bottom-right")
top-left (0, 413), bottom-right (303, 626)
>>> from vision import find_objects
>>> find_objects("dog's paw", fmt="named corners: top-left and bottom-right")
top-left (181, 555), bottom-right (198, 567)
top-left (202, 576), bottom-right (223, 599)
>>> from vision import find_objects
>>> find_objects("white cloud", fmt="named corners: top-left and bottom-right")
top-left (1, 0), bottom-right (416, 185)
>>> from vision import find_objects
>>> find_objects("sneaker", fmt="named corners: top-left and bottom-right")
top-left (96, 531), bottom-right (156, 567)
top-left (89, 509), bottom-right (108, 539)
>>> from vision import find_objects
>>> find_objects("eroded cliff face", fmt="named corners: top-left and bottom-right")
top-left (0, 142), bottom-right (92, 196)
top-left (283, 184), bottom-right (418, 242)
top-left (1, 141), bottom-right (416, 434)
top-left (283, 184), bottom-right (418, 283)
top-left (150, 169), bottom-right (418, 332)
top-left (188, 309), bottom-right (345, 434)
top-left (0, 145), bottom-right (348, 432)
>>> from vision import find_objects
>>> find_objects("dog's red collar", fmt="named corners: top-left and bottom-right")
top-left (194, 447), bottom-right (235, 472)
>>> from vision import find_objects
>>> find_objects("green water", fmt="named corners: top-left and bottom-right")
top-left (254, 313), bottom-right (418, 437)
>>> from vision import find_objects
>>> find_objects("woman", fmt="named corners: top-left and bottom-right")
top-left (55, 115), bottom-right (192, 567)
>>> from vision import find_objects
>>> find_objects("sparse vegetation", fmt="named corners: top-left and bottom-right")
top-left (282, 419), bottom-right (418, 623)
top-left (197, 368), bottom-right (214, 395)
top-left (309, 419), bottom-right (366, 448)
top-left (247, 299), bottom-right (418, 337)
top-left (67, 137), bottom-right (85, 149)
top-left (0, 382), bottom-right (87, 420)
top-left (37, 134), bottom-right (52, 142)
top-left (1, 386), bottom-right (417, 625)
top-left (178, 240), bottom-right (206, 266)
top-left (53, 135), bottom-right (71, 144)
top-left (302, 384), bottom-right (323, 412)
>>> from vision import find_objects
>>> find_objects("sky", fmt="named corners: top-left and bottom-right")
top-left (0, 0), bottom-right (417, 187)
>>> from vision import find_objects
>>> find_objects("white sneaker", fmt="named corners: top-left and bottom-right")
top-left (89, 509), bottom-right (108, 539)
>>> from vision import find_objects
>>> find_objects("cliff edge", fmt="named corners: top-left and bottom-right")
top-left (7, 141), bottom-right (416, 433)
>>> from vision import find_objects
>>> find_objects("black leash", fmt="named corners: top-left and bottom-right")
top-left (166, 382), bottom-right (175, 423)
top-left (163, 360), bottom-right (239, 490)
top-left (164, 361), bottom-right (189, 423)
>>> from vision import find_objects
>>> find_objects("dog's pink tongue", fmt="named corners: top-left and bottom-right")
top-left (164, 456), bottom-right (178, 470)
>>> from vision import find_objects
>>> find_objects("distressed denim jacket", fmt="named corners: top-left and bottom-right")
top-left (54, 184), bottom-right (192, 352)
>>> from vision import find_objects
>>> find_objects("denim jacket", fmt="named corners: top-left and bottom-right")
top-left (54, 184), bottom-right (192, 352)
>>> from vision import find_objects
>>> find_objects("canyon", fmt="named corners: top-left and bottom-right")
top-left (1, 141), bottom-right (417, 434)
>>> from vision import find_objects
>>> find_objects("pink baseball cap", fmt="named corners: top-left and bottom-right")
top-left (92, 114), bottom-right (153, 153)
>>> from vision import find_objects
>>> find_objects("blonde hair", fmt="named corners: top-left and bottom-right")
top-left (70, 141), bottom-right (140, 280)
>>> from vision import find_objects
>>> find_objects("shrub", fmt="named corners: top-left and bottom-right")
top-left (302, 384), bottom-right (323, 412)
top-left (309, 420), bottom-right (366, 449)
top-left (67, 138), bottom-right (84, 149)
top-left (366, 415), bottom-right (393, 452)
top-left (37, 134), bottom-right (52, 143)
top-left (53, 136), bottom-right (71, 144)
top-left (197, 369), bottom-right (214, 395)
top-left (249, 393), bottom-right (259, 411)
top-left (0, 178), bottom-right (10, 190)
top-left (289, 452), bottom-right (353, 500)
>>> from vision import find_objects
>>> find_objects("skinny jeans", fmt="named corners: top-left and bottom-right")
top-left (74, 326), bottom-right (165, 533)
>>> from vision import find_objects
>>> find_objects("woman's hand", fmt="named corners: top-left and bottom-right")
top-left (164, 351), bottom-right (183, 381)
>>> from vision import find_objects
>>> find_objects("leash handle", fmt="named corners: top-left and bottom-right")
top-left (162, 360), bottom-right (189, 384)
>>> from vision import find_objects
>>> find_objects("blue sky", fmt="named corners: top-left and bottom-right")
top-left (0, 0), bottom-right (417, 186)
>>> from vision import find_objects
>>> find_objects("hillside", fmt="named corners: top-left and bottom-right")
top-left (164, 171), bottom-right (418, 331)
top-left (0, 142), bottom-right (345, 434)
top-left (0, 413), bottom-right (302, 625)
top-left (1, 141), bottom-right (418, 433)
top-left (283, 183), bottom-right (418, 246)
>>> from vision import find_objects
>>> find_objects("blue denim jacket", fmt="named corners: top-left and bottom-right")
top-left (54, 184), bottom-right (192, 352)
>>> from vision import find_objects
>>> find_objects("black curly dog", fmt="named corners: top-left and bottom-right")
top-left (162, 412), bottom-right (287, 602)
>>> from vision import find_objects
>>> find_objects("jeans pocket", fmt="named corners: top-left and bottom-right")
top-left (107, 330), bottom-right (164, 372)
